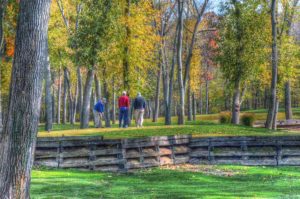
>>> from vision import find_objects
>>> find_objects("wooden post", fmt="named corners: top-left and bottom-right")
top-left (155, 144), bottom-right (161, 165)
top-left (208, 139), bottom-right (214, 163)
top-left (276, 144), bottom-right (282, 166)
top-left (139, 146), bottom-right (144, 167)
top-left (121, 141), bottom-right (128, 172)
top-left (241, 141), bottom-right (248, 162)
top-left (88, 143), bottom-right (96, 170)
top-left (57, 140), bottom-right (64, 168)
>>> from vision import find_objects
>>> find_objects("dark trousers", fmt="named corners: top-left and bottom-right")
top-left (119, 108), bottom-right (128, 127)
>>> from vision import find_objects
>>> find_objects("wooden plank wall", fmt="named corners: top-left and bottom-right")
top-left (35, 135), bottom-right (190, 172)
top-left (34, 135), bottom-right (300, 171)
top-left (189, 136), bottom-right (300, 166)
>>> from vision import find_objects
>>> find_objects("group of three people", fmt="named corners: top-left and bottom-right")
top-left (94, 91), bottom-right (146, 128)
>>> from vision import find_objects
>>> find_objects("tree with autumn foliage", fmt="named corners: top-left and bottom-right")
top-left (217, 0), bottom-right (271, 124)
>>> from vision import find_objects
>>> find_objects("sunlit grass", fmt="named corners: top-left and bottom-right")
top-left (38, 109), bottom-right (300, 139)
top-left (31, 165), bottom-right (300, 198)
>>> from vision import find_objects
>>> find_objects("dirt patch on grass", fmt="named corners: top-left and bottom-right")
top-left (160, 164), bottom-right (240, 177)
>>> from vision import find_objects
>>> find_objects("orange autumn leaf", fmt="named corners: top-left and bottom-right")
top-left (6, 37), bottom-right (15, 57)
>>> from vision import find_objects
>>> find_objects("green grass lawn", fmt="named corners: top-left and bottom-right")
top-left (33, 109), bottom-right (300, 198)
top-left (38, 109), bottom-right (300, 139)
top-left (38, 120), bottom-right (300, 139)
top-left (31, 165), bottom-right (300, 199)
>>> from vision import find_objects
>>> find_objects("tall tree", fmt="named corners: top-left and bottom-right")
top-left (0, 0), bottom-right (51, 197)
top-left (153, 59), bottom-right (162, 122)
top-left (176, 0), bottom-right (209, 124)
top-left (57, 66), bottom-right (62, 124)
top-left (218, 0), bottom-right (270, 124)
top-left (72, 0), bottom-right (113, 129)
top-left (55, 0), bottom-right (83, 122)
top-left (266, 0), bottom-right (278, 129)
top-left (45, 56), bottom-right (53, 132)
top-left (282, 0), bottom-right (299, 120)
top-left (80, 68), bottom-right (94, 128)
top-left (176, 0), bottom-right (185, 125)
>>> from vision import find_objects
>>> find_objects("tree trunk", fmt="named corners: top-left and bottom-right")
top-left (165, 31), bottom-right (176, 125)
top-left (72, 79), bottom-right (78, 124)
top-left (272, 98), bottom-right (279, 130)
top-left (192, 92), bottom-right (196, 121)
top-left (147, 100), bottom-right (152, 119)
top-left (285, 80), bottom-right (293, 120)
top-left (161, 15), bottom-right (178, 125)
top-left (205, 78), bottom-right (209, 114)
top-left (80, 68), bottom-right (94, 129)
top-left (176, 0), bottom-right (184, 125)
top-left (187, 83), bottom-right (192, 121)
top-left (92, 90), bottom-right (101, 128)
top-left (199, 83), bottom-right (203, 114)
top-left (68, 91), bottom-right (72, 123)
top-left (52, 90), bottom-right (56, 123)
top-left (112, 79), bottom-right (116, 124)
top-left (103, 81), bottom-right (111, 127)
top-left (123, 0), bottom-right (130, 91)
top-left (231, 80), bottom-right (241, 124)
top-left (283, 0), bottom-right (298, 120)
top-left (0, 0), bottom-right (51, 197)
top-left (63, 68), bottom-right (68, 124)
top-left (76, 66), bottom-right (82, 120)
top-left (253, 89), bottom-right (258, 110)
top-left (224, 87), bottom-right (230, 111)
top-left (266, 0), bottom-right (278, 129)
top-left (264, 88), bottom-right (268, 109)
top-left (94, 74), bottom-right (102, 126)
top-left (95, 74), bottom-right (101, 99)
top-left (153, 64), bottom-right (161, 122)
top-left (64, 68), bottom-right (74, 124)
top-left (57, 66), bottom-right (62, 124)
top-left (45, 57), bottom-right (53, 132)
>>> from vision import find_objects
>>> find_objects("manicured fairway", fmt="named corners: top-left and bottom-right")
top-left (31, 165), bottom-right (300, 199)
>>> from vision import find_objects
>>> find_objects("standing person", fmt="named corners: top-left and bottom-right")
top-left (118, 91), bottom-right (130, 128)
top-left (134, 92), bottom-right (146, 127)
top-left (94, 98), bottom-right (104, 128)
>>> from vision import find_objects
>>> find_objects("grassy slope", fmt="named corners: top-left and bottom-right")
top-left (31, 165), bottom-right (300, 199)
top-left (38, 120), bottom-right (300, 139)
top-left (38, 110), bottom-right (300, 139)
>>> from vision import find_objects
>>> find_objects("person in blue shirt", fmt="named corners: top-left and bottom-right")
top-left (94, 99), bottom-right (104, 127)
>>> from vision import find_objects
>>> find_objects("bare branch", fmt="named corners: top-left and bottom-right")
top-left (75, 3), bottom-right (82, 32)
top-left (56, 0), bottom-right (71, 34)
top-left (183, 0), bottom-right (209, 89)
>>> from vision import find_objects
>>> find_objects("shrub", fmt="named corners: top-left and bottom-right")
top-left (219, 112), bottom-right (232, 124)
top-left (241, 113), bottom-right (256, 127)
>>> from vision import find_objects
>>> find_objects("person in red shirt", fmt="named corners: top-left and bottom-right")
top-left (118, 91), bottom-right (130, 128)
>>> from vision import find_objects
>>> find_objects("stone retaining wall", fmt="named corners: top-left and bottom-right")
top-left (35, 135), bottom-right (300, 171)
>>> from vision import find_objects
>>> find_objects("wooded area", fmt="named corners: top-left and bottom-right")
top-left (0, 0), bottom-right (299, 132)
top-left (0, 0), bottom-right (299, 198)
